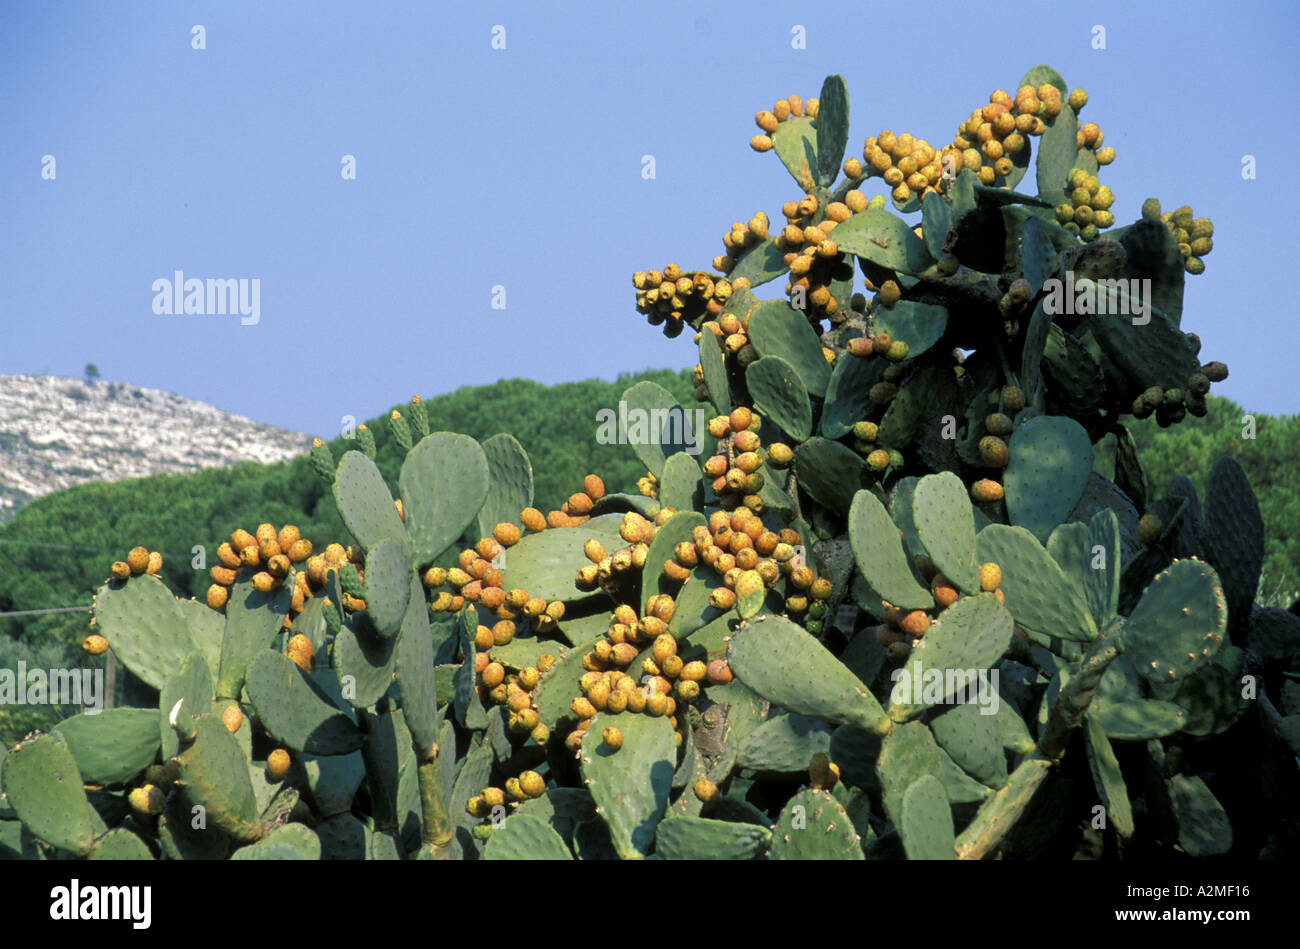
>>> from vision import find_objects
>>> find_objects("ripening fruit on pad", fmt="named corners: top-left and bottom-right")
top-left (978, 562), bottom-right (1002, 592)
top-left (267, 749), bottom-right (291, 782)
top-left (82, 634), bottom-right (109, 656)
top-left (602, 726), bottom-right (624, 751)
top-left (221, 704), bottom-right (244, 734)
top-left (694, 779), bottom-right (720, 803)
top-left (1137, 514), bottom-right (1162, 546)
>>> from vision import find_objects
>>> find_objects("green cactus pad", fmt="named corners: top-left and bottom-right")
top-left (913, 472), bottom-right (979, 593)
top-left (333, 450), bottom-right (411, 558)
top-left (1020, 214), bottom-right (1059, 293)
top-left (886, 594), bottom-right (1014, 721)
top-left (93, 573), bottom-right (198, 692)
top-left (1119, 559), bottom-right (1227, 685)
top-left (698, 329), bottom-right (731, 415)
top-left (1019, 302), bottom-right (1050, 412)
top-left (746, 300), bottom-right (832, 398)
top-left (876, 720), bottom-right (943, 827)
top-left (619, 380), bottom-right (699, 478)
top-left (640, 510), bottom-right (707, 613)
top-left (870, 301), bottom-right (949, 362)
top-left (475, 433), bottom-right (534, 542)
top-left (655, 815), bottom-right (771, 860)
top-left (159, 651), bottom-right (214, 759)
top-left (1120, 218), bottom-right (1185, 326)
top-left (976, 524), bottom-right (1097, 643)
top-left (929, 702), bottom-right (1007, 788)
top-left (794, 437), bottom-right (865, 516)
top-left (579, 712), bottom-right (676, 859)
top-left (900, 774), bottom-right (956, 859)
top-left (483, 813), bottom-right (573, 860)
top-left (1003, 415), bottom-right (1093, 544)
top-left (1034, 101), bottom-right (1077, 206)
top-left (876, 358), bottom-right (939, 450)
top-left (176, 598), bottom-right (223, 692)
top-left (938, 746), bottom-right (995, 804)
top-left (820, 346), bottom-right (885, 439)
top-left (1, 734), bottom-right (97, 856)
top-left (659, 452), bottom-right (703, 513)
top-left (1091, 699), bottom-right (1187, 740)
top-left (216, 578), bottom-right (292, 700)
top-left (1084, 301), bottom-right (1200, 392)
top-left (1045, 515), bottom-right (1118, 633)
top-left (746, 355), bottom-right (812, 442)
top-left (452, 609), bottom-right (488, 732)
top-left (230, 822), bottom-right (321, 860)
top-left (52, 708), bottom-right (159, 788)
top-left (174, 715), bottom-right (265, 842)
top-left (667, 575), bottom-right (728, 638)
top-left (990, 695), bottom-right (1037, 755)
top-left (302, 751), bottom-right (365, 819)
top-left (888, 476), bottom-right (925, 559)
top-left (500, 513), bottom-right (625, 603)
top-left (920, 192), bottom-right (953, 259)
top-left (848, 489), bottom-right (933, 611)
top-left (158, 785), bottom-right (230, 860)
top-left (86, 827), bottom-right (153, 860)
top-left (736, 713), bottom-right (835, 774)
top-left (361, 539), bottom-right (410, 639)
top-left (395, 574), bottom-right (442, 752)
top-left (399, 432), bottom-right (489, 566)
top-left (449, 738), bottom-right (493, 831)
top-left (832, 206), bottom-right (935, 275)
top-left (815, 74), bottom-right (849, 186)
top-left (333, 617), bottom-right (397, 709)
top-left (770, 114), bottom-right (819, 191)
top-left (360, 710), bottom-right (409, 832)
top-left (1170, 774), bottom-right (1232, 856)
top-left (729, 237), bottom-right (790, 289)
top-left (246, 651), bottom-right (364, 755)
top-left (769, 787), bottom-right (863, 859)
top-left (1202, 456), bottom-right (1264, 629)
top-left (727, 614), bottom-right (890, 734)
top-left (533, 638), bottom-right (599, 729)
top-left (1084, 716), bottom-right (1134, 838)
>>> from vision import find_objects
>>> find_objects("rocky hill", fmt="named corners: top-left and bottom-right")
top-left (0, 374), bottom-right (313, 522)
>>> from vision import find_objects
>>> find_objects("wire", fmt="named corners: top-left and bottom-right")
top-left (0, 606), bottom-right (92, 617)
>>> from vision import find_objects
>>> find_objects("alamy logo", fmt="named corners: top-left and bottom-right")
top-left (1042, 271), bottom-right (1151, 325)
top-left (0, 663), bottom-right (104, 714)
top-left (152, 271), bottom-right (260, 325)
top-left (594, 401), bottom-right (709, 456)
top-left (889, 666), bottom-right (1000, 714)
top-left (50, 879), bottom-right (151, 929)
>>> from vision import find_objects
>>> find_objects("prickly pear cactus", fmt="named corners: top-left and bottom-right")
top-left (3, 68), bottom-right (1290, 862)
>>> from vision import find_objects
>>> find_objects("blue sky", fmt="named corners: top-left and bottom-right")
top-left (2, 0), bottom-right (1297, 438)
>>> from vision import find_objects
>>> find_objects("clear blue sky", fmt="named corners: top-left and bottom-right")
top-left (2, 1), bottom-right (1297, 438)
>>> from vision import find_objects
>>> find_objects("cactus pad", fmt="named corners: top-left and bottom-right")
top-left (1003, 415), bottom-right (1093, 544)
top-left (655, 816), bottom-right (771, 860)
top-left (1, 734), bottom-right (97, 856)
top-left (579, 712), bottom-right (676, 859)
top-left (484, 813), bottom-right (574, 860)
top-left (728, 614), bottom-right (891, 734)
top-left (399, 432), bottom-right (490, 566)
top-left (768, 787), bottom-right (863, 859)
top-left (246, 651), bottom-right (364, 755)
top-left (1119, 559), bottom-right (1226, 685)
top-left (93, 574), bottom-right (198, 691)
top-left (900, 774), bottom-right (956, 859)
top-left (849, 489), bottom-right (934, 611)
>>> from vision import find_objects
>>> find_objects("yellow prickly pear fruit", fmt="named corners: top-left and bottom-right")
top-left (1137, 514), bottom-right (1163, 545)
top-left (1001, 385), bottom-right (1026, 412)
top-left (206, 584), bottom-right (230, 610)
top-left (126, 546), bottom-right (150, 575)
top-left (252, 572), bottom-right (276, 594)
top-left (520, 507), bottom-right (547, 532)
top-left (221, 704), bottom-right (244, 733)
top-left (602, 726), bottom-right (624, 750)
top-left (970, 479), bottom-right (1004, 503)
top-left (1067, 88), bottom-right (1087, 111)
top-left (751, 134), bottom-right (774, 152)
top-left (519, 770), bottom-right (546, 798)
top-left (146, 551), bottom-right (163, 575)
top-left (267, 749), bottom-right (291, 781)
top-left (979, 562), bottom-right (1002, 592)
top-left (810, 752), bottom-right (840, 790)
top-left (129, 784), bottom-right (166, 817)
top-left (286, 633), bottom-right (314, 671)
top-left (978, 436), bottom-right (1010, 468)
top-left (693, 778), bottom-right (720, 803)
top-left (82, 634), bottom-right (109, 656)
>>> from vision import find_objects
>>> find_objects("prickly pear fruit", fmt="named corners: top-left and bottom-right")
top-left (267, 749), bottom-right (291, 781)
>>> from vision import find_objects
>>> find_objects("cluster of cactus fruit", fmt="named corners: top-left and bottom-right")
top-left (3, 66), bottom-right (1297, 862)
